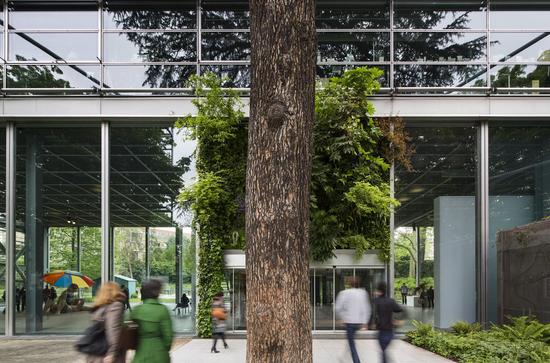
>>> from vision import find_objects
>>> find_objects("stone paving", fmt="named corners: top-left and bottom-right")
top-left (0, 337), bottom-right (452, 363)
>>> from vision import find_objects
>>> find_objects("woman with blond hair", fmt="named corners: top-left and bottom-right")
top-left (84, 281), bottom-right (126, 363)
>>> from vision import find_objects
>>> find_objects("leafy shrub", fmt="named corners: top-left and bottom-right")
top-left (451, 321), bottom-right (482, 335)
top-left (407, 318), bottom-right (550, 363)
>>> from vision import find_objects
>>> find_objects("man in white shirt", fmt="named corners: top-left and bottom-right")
top-left (335, 276), bottom-right (371, 363)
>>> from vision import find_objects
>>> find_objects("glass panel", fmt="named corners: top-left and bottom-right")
top-left (10, 8), bottom-right (97, 29)
top-left (15, 127), bottom-right (101, 334)
top-left (200, 66), bottom-right (250, 88)
top-left (104, 65), bottom-right (196, 88)
top-left (110, 126), bottom-right (192, 333)
top-left (9, 33), bottom-right (98, 62)
top-left (201, 1), bottom-right (249, 29)
top-left (201, 32), bottom-right (250, 61)
top-left (318, 32), bottom-right (390, 62)
top-left (491, 1), bottom-right (550, 30)
top-left (395, 32), bottom-right (486, 62)
top-left (0, 126), bottom-right (5, 335)
top-left (105, 3), bottom-right (196, 30)
top-left (316, 65), bottom-right (389, 87)
top-left (113, 227), bottom-right (145, 312)
top-left (234, 269), bottom-right (246, 330)
top-left (104, 32), bottom-right (196, 62)
top-left (394, 0), bottom-right (487, 29)
top-left (490, 33), bottom-right (550, 62)
top-left (490, 65), bottom-right (550, 88)
top-left (314, 268), bottom-right (334, 330)
top-left (310, 269), bottom-right (315, 330)
top-left (334, 269), bottom-right (354, 330)
top-left (489, 123), bottom-right (550, 323)
top-left (394, 65), bottom-right (487, 88)
top-left (354, 269), bottom-right (385, 301)
top-left (316, 0), bottom-right (390, 29)
top-left (223, 270), bottom-right (233, 332)
top-left (394, 125), bottom-right (477, 329)
top-left (7, 65), bottom-right (101, 89)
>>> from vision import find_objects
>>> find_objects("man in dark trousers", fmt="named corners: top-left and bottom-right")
top-left (427, 286), bottom-right (435, 308)
top-left (373, 282), bottom-right (403, 363)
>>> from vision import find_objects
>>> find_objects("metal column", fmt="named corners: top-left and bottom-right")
top-left (477, 121), bottom-right (489, 326)
top-left (145, 227), bottom-right (150, 279)
top-left (389, 161), bottom-right (395, 298)
top-left (101, 121), bottom-right (110, 284)
top-left (76, 226), bottom-right (81, 272)
top-left (175, 227), bottom-right (183, 306)
top-left (415, 226), bottom-right (421, 287)
top-left (5, 122), bottom-right (16, 336)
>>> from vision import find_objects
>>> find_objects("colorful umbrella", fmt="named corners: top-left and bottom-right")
top-left (43, 270), bottom-right (94, 288)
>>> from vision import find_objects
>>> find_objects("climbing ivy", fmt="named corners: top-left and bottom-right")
top-left (176, 73), bottom-right (247, 337)
top-left (178, 68), bottom-right (410, 336)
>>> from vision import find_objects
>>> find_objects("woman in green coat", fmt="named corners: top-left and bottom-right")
top-left (131, 279), bottom-right (173, 363)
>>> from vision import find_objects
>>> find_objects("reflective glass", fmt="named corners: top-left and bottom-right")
top-left (104, 32), bottom-right (196, 62)
top-left (9, 33), bottom-right (98, 62)
top-left (314, 268), bottom-right (334, 330)
top-left (9, 9), bottom-right (97, 29)
top-left (490, 65), bottom-right (550, 88)
top-left (200, 66), bottom-right (250, 88)
top-left (489, 123), bottom-right (550, 323)
top-left (318, 32), bottom-right (390, 62)
top-left (316, 0), bottom-right (390, 29)
top-left (110, 126), bottom-right (193, 333)
top-left (394, 0), bottom-right (487, 29)
top-left (15, 127), bottom-right (101, 334)
top-left (105, 4), bottom-right (196, 30)
top-left (104, 65), bottom-right (196, 88)
top-left (233, 269), bottom-right (246, 330)
top-left (316, 65), bottom-right (389, 87)
top-left (334, 269), bottom-right (354, 330)
top-left (490, 33), bottom-right (550, 62)
top-left (394, 125), bottom-right (477, 329)
top-left (490, 1), bottom-right (550, 30)
top-left (202, 1), bottom-right (249, 29)
top-left (395, 32), bottom-right (486, 62)
top-left (7, 65), bottom-right (101, 89)
top-left (394, 65), bottom-right (487, 88)
top-left (201, 32), bottom-right (250, 61)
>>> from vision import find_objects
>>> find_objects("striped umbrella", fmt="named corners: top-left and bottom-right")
top-left (42, 270), bottom-right (94, 288)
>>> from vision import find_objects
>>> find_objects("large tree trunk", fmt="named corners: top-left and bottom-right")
top-left (246, 1), bottom-right (316, 362)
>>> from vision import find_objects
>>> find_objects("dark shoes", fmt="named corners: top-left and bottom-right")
top-left (211, 347), bottom-right (220, 353)
top-left (224, 342), bottom-right (229, 349)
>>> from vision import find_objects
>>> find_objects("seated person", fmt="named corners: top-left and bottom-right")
top-left (56, 284), bottom-right (85, 314)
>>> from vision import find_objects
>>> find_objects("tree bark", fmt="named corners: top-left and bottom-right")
top-left (246, 1), bottom-right (316, 362)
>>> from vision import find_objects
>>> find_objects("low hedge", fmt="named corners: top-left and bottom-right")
top-left (407, 317), bottom-right (550, 363)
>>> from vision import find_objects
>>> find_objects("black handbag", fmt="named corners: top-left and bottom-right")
top-left (119, 320), bottom-right (139, 351)
top-left (75, 319), bottom-right (109, 356)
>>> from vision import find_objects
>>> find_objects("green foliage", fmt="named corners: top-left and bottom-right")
top-left (176, 73), bottom-right (247, 337)
top-left (407, 318), bottom-right (550, 363)
top-left (491, 316), bottom-right (550, 344)
top-left (311, 67), bottom-right (406, 262)
top-left (452, 321), bottom-right (482, 335)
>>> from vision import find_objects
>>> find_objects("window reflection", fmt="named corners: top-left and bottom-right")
top-left (202, 0), bottom-right (249, 29)
top-left (104, 32), bottom-right (197, 62)
top-left (316, 0), bottom-right (390, 29)
top-left (395, 32), bottom-right (486, 62)
top-left (9, 33), bottom-right (98, 62)
top-left (490, 1), bottom-right (550, 30)
top-left (200, 66), bottom-right (250, 88)
top-left (104, 65), bottom-right (195, 88)
top-left (9, 9), bottom-right (97, 29)
top-left (318, 32), bottom-right (390, 62)
top-left (395, 65), bottom-right (487, 87)
top-left (201, 33), bottom-right (250, 61)
top-left (105, 2), bottom-right (196, 29)
top-left (7, 65), bottom-right (100, 89)
top-left (491, 33), bottom-right (550, 62)
top-left (394, 0), bottom-right (487, 29)
top-left (491, 65), bottom-right (550, 88)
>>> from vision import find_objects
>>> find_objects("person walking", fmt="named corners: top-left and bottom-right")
top-left (427, 286), bottom-right (435, 308)
top-left (335, 276), bottom-right (371, 363)
top-left (131, 279), bottom-right (173, 363)
top-left (373, 282), bottom-right (403, 363)
top-left (211, 292), bottom-right (228, 353)
top-left (85, 281), bottom-right (126, 363)
top-left (399, 283), bottom-right (408, 305)
top-left (122, 285), bottom-right (132, 311)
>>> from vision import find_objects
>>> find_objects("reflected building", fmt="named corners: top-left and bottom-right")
top-left (1, 0), bottom-right (550, 336)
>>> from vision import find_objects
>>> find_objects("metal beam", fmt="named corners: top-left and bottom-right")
top-left (101, 121), bottom-right (110, 284)
top-left (477, 120), bottom-right (489, 326)
top-left (5, 122), bottom-right (16, 336)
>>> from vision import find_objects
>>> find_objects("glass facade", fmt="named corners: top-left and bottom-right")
top-left (1, 1), bottom-right (548, 94)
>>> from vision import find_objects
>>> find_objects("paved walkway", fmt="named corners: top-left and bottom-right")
top-left (172, 339), bottom-right (453, 363)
